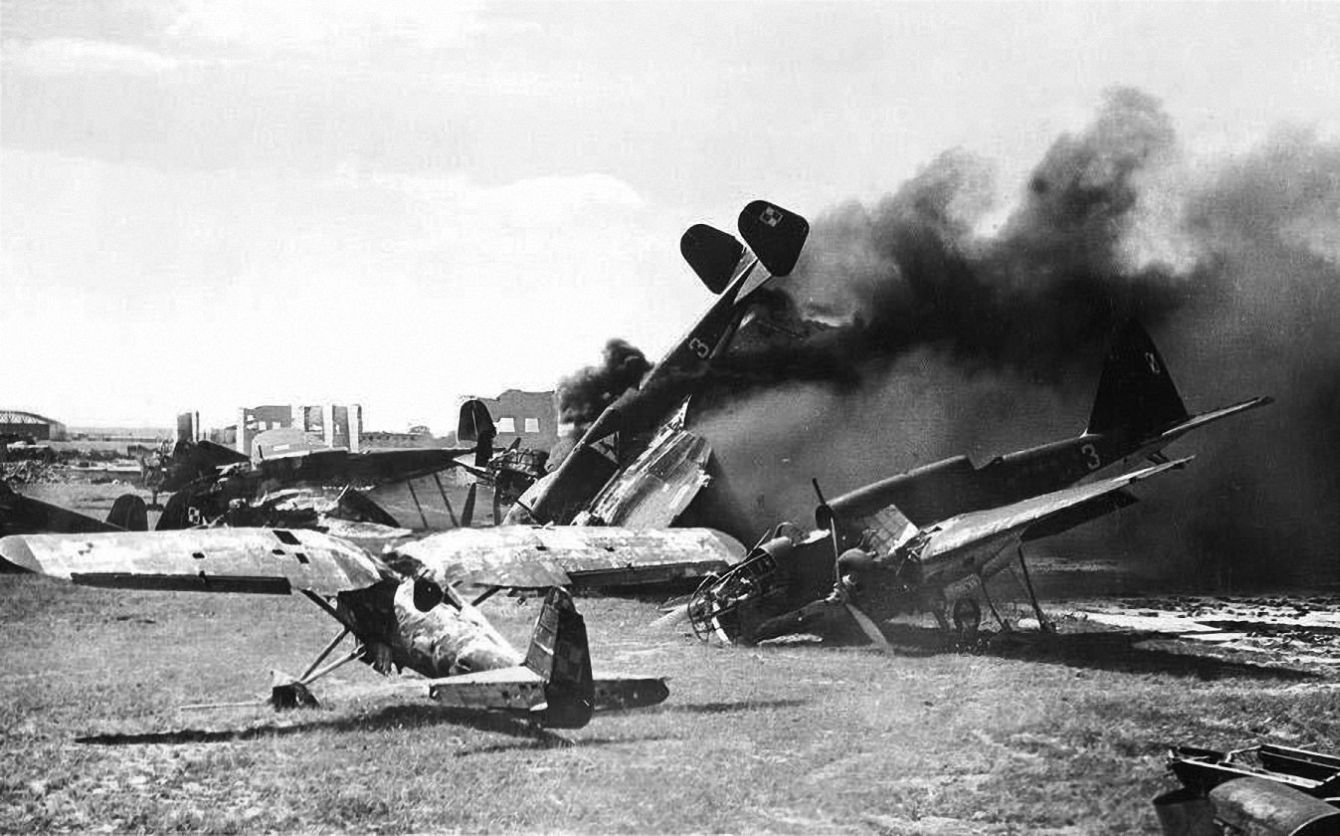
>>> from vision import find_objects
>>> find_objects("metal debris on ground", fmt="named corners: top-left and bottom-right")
top-left (1154, 742), bottom-right (1340, 835)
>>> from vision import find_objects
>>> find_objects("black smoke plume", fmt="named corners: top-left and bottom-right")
top-left (693, 88), bottom-right (1340, 588)
top-left (550, 338), bottom-right (651, 463)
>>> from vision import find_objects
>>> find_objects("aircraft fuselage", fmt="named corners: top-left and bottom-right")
top-left (337, 579), bottom-right (519, 679)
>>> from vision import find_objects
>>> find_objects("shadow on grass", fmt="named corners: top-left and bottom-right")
top-left (454, 731), bottom-right (671, 757)
top-left (653, 698), bottom-right (809, 715)
top-left (77, 703), bottom-right (574, 747)
top-left (879, 624), bottom-right (1322, 681)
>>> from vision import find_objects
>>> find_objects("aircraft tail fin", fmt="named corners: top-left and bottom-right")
top-left (106, 494), bottom-right (148, 531)
top-left (1087, 321), bottom-right (1189, 439)
top-left (522, 587), bottom-right (594, 729)
top-left (457, 399), bottom-right (497, 467)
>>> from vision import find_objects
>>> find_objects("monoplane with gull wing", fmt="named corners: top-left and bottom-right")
top-left (0, 527), bottom-right (670, 728)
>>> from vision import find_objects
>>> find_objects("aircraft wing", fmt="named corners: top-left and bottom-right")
top-left (397, 526), bottom-right (745, 590)
top-left (418, 669), bottom-right (668, 715)
top-left (0, 483), bottom-right (123, 536)
top-left (0, 528), bottom-right (385, 595)
top-left (576, 423), bottom-right (713, 528)
top-left (919, 457), bottom-right (1192, 560)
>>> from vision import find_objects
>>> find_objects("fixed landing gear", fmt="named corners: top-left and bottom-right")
top-left (1014, 546), bottom-right (1055, 634)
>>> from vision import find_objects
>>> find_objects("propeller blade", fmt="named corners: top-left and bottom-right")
top-left (460, 483), bottom-right (477, 528)
top-left (845, 603), bottom-right (891, 650)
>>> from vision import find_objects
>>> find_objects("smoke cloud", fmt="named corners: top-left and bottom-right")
top-left (691, 88), bottom-right (1340, 588)
top-left (550, 338), bottom-right (651, 463)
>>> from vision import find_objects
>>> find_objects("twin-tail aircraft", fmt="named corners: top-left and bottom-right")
top-left (688, 321), bottom-right (1272, 645)
top-left (0, 526), bottom-right (671, 728)
top-left (511, 200), bottom-right (811, 530)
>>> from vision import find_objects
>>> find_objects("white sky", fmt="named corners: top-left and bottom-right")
top-left (3, 2), bottom-right (1338, 432)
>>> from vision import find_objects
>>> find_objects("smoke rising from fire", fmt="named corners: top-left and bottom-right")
top-left (550, 338), bottom-right (651, 463)
top-left (696, 88), bottom-right (1340, 586)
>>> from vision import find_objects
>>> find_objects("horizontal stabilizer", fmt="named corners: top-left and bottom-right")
top-left (1155, 396), bottom-right (1274, 444)
top-left (681, 224), bottom-right (747, 294)
top-left (0, 528), bottom-right (384, 595)
top-left (737, 200), bottom-right (809, 277)
top-left (422, 669), bottom-right (668, 719)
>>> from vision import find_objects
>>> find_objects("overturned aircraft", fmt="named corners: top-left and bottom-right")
top-left (512, 200), bottom-right (811, 530)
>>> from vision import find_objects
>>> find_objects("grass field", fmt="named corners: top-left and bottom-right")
top-left (2, 487), bottom-right (1337, 833)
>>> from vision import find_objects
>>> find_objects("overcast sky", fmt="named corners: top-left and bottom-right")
top-left (3, 2), bottom-right (1338, 432)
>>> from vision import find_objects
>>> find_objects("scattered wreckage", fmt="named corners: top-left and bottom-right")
top-left (154, 434), bottom-right (484, 532)
top-left (1155, 743), bottom-right (1340, 835)
top-left (688, 321), bottom-right (1271, 645)
top-left (0, 527), bottom-right (672, 728)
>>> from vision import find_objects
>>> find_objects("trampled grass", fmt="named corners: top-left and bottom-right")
top-left (2, 573), bottom-right (1337, 834)
top-left (2, 483), bottom-right (1336, 832)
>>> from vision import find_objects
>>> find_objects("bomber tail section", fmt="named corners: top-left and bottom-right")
top-left (1087, 321), bottom-right (1190, 439)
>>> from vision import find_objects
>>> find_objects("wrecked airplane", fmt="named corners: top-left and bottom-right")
top-left (687, 321), bottom-right (1272, 645)
top-left (0, 528), bottom-right (669, 728)
top-left (511, 200), bottom-right (811, 530)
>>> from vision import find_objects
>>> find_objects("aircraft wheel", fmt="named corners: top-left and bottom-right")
top-left (951, 597), bottom-right (981, 639)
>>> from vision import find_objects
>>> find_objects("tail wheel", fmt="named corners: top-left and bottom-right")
top-left (951, 597), bottom-right (981, 639)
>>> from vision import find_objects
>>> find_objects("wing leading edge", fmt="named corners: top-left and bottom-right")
top-left (398, 525), bottom-right (745, 591)
top-left (0, 528), bottom-right (385, 595)
top-left (916, 457), bottom-right (1193, 561)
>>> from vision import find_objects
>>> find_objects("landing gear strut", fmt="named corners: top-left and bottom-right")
top-left (1013, 546), bottom-right (1055, 634)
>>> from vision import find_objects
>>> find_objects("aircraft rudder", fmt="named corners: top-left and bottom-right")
top-left (1087, 320), bottom-right (1189, 438)
top-left (524, 587), bottom-right (595, 729)
top-left (106, 494), bottom-right (148, 531)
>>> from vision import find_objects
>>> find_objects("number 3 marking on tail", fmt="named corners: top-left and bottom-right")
top-left (1081, 443), bottom-right (1101, 471)
top-left (1145, 352), bottom-right (1160, 374)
